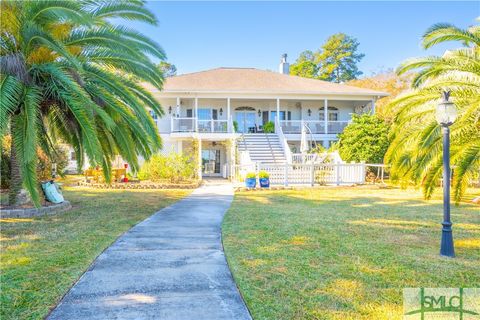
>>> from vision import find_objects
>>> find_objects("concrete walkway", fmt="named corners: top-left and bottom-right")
top-left (48, 181), bottom-right (251, 320)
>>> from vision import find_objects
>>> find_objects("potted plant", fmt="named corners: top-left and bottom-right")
top-left (245, 172), bottom-right (257, 188)
top-left (258, 170), bottom-right (270, 188)
top-left (263, 121), bottom-right (275, 133)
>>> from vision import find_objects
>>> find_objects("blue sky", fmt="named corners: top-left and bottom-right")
top-left (132, 1), bottom-right (479, 76)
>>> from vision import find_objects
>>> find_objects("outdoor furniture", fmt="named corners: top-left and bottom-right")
top-left (112, 168), bottom-right (127, 182)
top-left (84, 168), bottom-right (126, 183)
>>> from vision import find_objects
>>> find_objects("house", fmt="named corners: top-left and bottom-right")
top-left (145, 54), bottom-right (388, 179)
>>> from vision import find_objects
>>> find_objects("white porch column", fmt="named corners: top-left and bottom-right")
top-left (227, 97), bottom-right (231, 132)
top-left (276, 98), bottom-right (280, 133)
top-left (176, 97), bottom-right (180, 116)
top-left (194, 97), bottom-right (199, 132)
top-left (371, 98), bottom-right (376, 114)
top-left (324, 99), bottom-right (328, 134)
top-left (197, 138), bottom-right (202, 180)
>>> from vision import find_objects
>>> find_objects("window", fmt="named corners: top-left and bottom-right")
top-left (198, 108), bottom-right (211, 120)
top-left (329, 113), bottom-right (338, 121)
top-left (270, 111), bottom-right (291, 121)
top-left (319, 107), bottom-right (338, 121)
top-left (197, 108), bottom-right (218, 120)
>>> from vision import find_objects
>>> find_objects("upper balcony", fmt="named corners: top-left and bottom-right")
top-left (160, 97), bottom-right (372, 138)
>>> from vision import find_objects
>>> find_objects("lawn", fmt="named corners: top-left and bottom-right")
top-left (0, 180), bottom-right (190, 320)
top-left (222, 186), bottom-right (480, 320)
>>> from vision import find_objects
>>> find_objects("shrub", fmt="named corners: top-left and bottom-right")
top-left (233, 121), bottom-right (239, 132)
top-left (263, 121), bottom-right (275, 133)
top-left (138, 152), bottom-right (196, 183)
top-left (246, 172), bottom-right (256, 179)
top-left (1, 136), bottom-right (68, 188)
top-left (1, 149), bottom-right (10, 189)
top-left (309, 144), bottom-right (326, 154)
top-left (337, 114), bottom-right (390, 163)
top-left (258, 171), bottom-right (269, 179)
top-left (37, 146), bottom-right (69, 181)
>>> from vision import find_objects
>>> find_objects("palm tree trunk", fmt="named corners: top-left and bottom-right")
top-left (7, 119), bottom-right (30, 206)
top-left (8, 140), bottom-right (23, 206)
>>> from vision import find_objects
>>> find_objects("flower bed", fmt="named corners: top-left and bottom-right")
top-left (77, 180), bottom-right (201, 189)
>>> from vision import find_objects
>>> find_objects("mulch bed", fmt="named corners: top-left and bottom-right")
top-left (77, 180), bottom-right (201, 189)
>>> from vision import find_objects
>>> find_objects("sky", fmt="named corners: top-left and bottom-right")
top-left (130, 1), bottom-right (479, 76)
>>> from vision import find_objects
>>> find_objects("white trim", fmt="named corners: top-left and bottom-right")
top-left (276, 98), bottom-right (280, 118)
top-left (194, 97), bottom-right (198, 131)
top-left (160, 90), bottom-right (388, 97)
top-left (227, 97), bottom-right (231, 132)
top-left (157, 92), bottom-right (383, 101)
top-left (324, 99), bottom-right (328, 134)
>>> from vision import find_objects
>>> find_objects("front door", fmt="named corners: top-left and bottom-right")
top-left (202, 149), bottom-right (221, 176)
top-left (235, 111), bottom-right (256, 133)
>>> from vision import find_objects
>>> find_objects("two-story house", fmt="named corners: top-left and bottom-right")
top-left (145, 54), bottom-right (388, 179)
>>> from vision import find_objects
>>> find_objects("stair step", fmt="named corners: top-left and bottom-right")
top-left (238, 133), bottom-right (288, 165)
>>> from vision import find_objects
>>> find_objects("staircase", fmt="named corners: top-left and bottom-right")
top-left (238, 134), bottom-right (287, 164)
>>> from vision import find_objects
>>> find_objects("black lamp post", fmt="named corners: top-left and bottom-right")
top-left (436, 91), bottom-right (457, 258)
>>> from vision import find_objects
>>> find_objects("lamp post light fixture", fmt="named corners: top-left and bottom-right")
top-left (436, 91), bottom-right (457, 258)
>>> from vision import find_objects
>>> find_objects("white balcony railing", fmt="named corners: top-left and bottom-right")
top-left (280, 120), bottom-right (303, 134)
top-left (171, 117), bottom-right (232, 133)
top-left (279, 120), bottom-right (349, 134)
top-left (171, 117), bottom-right (196, 132)
top-left (328, 121), bottom-right (349, 134)
top-left (305, 121), bottom-right (326, 134)
top-left (198, 120), bottom-right (229, 133)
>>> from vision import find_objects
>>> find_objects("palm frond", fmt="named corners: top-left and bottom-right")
top-left (422, 23), bottom-right (480, 48)
top-left (88, 0), bottom-right (157, 25)
top-left (0, 74), bottom-right (23, 136)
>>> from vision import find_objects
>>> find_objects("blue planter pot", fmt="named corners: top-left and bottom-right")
top-left (259, 178), bottom-right (270, 188)
top-left (245, 178), bottom-right (256, 188)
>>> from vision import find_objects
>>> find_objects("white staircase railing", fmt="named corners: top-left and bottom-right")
top-left (275, 116), bottom-right (292, 164)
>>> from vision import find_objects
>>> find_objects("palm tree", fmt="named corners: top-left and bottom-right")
top-left (385, 20), bottom-right (480, 202)
top-left (1, 0), bottom-right (166, 206)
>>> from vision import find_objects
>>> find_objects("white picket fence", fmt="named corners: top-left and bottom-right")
top-left (232, 163), bottom-right (386, 186)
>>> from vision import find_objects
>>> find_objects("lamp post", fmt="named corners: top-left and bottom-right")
top-left (436, 91), bottom-right (457, 258)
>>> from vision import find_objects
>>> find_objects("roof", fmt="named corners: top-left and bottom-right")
top-left (159, 68), bottom-right (388, 97)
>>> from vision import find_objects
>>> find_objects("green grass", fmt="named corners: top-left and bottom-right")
top-left (222, 187), bottom-right (480, 320)
top-left (0, 181), bottom-right (190, 320)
